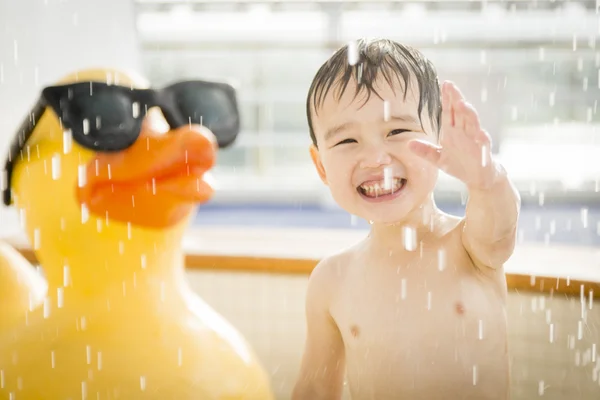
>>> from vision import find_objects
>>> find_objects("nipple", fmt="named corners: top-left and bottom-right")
top-left (455, 302), bottom-right (465, 315)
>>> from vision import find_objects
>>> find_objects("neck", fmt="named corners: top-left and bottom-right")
top-left (368, 194), bottom-right (441, 251)
top-left (36, 227), bottom-right (188, 305)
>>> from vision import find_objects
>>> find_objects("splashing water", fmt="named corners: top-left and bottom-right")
top-left (78, 165), bottom-right (87, 187)
top-left (438, 248), bottom-right (446, 271)
top-left (63, 265), bottom-right (70, 287)
top-left (33, 228), bottom-right (41, 250)
top-left (400, 278), bottom-right (407, 300)
top-left (347, 40), bottom-right (359, 66)
top-left (43, 297), bottom-right (51, 319)
top-left (132, 102), bottom-right (140, 118)
top-left (580, 208), bottom-right (588, 228)
top-left (383, 166), bottom-right (393, 191)
top-left (402, 226), bottom-right (417, 251)
top-left (383, 101), bottom-right (391, 122)
top-left (57, 288), bottom-right (64, 308)
top-left (51, 154), bottom-right (61, 180)
top-left (81, 203), bottom-right (89, 224)
top-left (481, 145), bottom-right (488, 167)
top-left (63, 130), bottom-right (73, 154)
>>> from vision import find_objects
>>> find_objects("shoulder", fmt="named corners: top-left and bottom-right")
top-left (306, 244), bottom-right (360, 307)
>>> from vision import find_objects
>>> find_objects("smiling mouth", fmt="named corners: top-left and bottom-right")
top-left (357, 178), bottom-right (407, 198)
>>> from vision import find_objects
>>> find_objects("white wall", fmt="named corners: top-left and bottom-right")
top-left (0, 0), bottom-right (141, 175)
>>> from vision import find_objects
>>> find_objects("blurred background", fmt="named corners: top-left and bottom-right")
top-left (0, 0), bottom-right (599, 399)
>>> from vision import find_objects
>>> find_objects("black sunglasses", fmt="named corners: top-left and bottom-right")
top-left (2, 80), bottom-right (241, 206)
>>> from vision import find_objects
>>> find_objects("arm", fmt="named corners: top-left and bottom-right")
top-left (292, 260), bottom-right (346, 400)
top-left (463, 161), bottom-right (521, 270)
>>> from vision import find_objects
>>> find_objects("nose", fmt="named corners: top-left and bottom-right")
top-left (359, 143), bottom-right (393, 169)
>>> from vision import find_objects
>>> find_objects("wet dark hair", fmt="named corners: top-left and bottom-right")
top-left (306, 38), bottom-right (442, 146)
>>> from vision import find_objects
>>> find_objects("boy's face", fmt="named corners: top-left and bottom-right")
top-left (310, 77), bottom-right (439, 225)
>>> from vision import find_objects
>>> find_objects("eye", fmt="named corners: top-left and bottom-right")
top-left (334, 138), bottom-right (357, 146)
top-left (388, 129), bottom-right (410, 136)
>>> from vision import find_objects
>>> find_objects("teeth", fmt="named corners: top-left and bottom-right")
top-left (359, 178), bottom-right (404, 196)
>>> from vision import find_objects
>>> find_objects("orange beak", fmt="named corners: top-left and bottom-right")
top-left (76, 124), bottom-right (216, 229)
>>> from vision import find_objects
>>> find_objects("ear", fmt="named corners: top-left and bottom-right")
top-left (309, 144), bottom-right (328, 185)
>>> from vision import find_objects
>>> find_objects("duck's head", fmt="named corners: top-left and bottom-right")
top-left (2, 68), bottom-right (239, 276)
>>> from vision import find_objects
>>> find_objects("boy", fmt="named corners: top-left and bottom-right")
top-left (292, 39), bottom-right (520, 399)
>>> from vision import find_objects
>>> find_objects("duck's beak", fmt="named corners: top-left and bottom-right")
top-left (76, 122), bottom-right (216, 229)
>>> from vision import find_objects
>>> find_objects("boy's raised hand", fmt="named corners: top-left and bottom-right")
top-left (408, 81), bottom-right (501, 191)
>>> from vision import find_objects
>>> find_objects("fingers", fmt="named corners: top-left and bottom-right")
top-left (408, 139), bottom-right (442, 166)
top-left (441, 81), bottom-right (483, 139)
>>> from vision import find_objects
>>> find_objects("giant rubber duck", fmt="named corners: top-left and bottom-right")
top-left (0, 241), bottom-right (47, 331)
top-left (0, 68), bottom-right (274, 399)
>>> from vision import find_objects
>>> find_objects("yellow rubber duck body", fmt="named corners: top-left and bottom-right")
top-left (0, 69), bottom-right (273, 399)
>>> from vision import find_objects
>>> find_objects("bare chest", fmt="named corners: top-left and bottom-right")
top-left (330, 252), bottom-right (509, 399)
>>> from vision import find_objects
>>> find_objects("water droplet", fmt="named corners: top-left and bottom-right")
top-left (437, 248), bottom-right (446, 271)
top-left (481, 145), bottom-right (488, 167)
top-left (400, 279), bottom-right (407, 300)
top-left (0, 370), bottom-right (4, 388)
top-left (33, 228), bottom-right (41, 250)
top-left (81, 204), bottom-right (89, 224)
top-left (538, 381), bottom-right (545, 395)
top-left (57, 288), bottom-right (64, 308)
top-left (350, 214), bottom-right (358, 226)
top-left (132, 102), bottom-right (140, 118)
top-left (347, 40), bottom-right (359, 66)
top-left (127, 222), bottom-right (132, 240)
top-left (81, 316), bottom-right (87, 331)
top-left (426, 292), bottom-right (432, 310)
top-left (472, 365), bottom-right (478, 385)
top-left (383, 101), bottom-right (391, 122)
top-left (78, 165), bottom-right (87, 187)
top-left (82, 381), bottom-right (87, 399)
top-left (580, 208), bottom-right (589, 228)
top-left (578, 320), bottom-right (583, 340)
top-left (51, 154), bottom-right (61, 180)
top-left (141, 254), bottom-right (147, 269)
top-left (51, 351), bottom-right (55, 368)
top-left (478, 320), bottom-right (484, 340)
top-left (178, 348), bottom-right (183, 367)
top-left (63, 130), bottom-right (73, 154)
top-left (545, 309), bottom-right (552, 324)
top-left (160, 282), bottom-right (166, 302)
top-left (538, 47), bottom-right (545, 61)
top-left (86, 345), bottom-right (91, 364)
top-left (402, 226), bottom-right (417, 251)
top-left (140, 376), bottom-right (146, 391)
top-left (538, 193), bottom-right (545, 206)
top-left (63, 265), bottom-right (70, 287)
top-left (43, 297), bottom-right (51, 318)
top-left (383, 167), bottom-right (393, 190)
